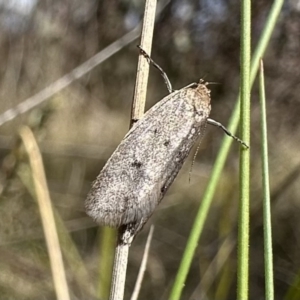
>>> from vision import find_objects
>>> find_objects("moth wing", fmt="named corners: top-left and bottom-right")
top-left (86, 88), bottom-right (201, 228)
top-left (123, 90), bottom-right (178, 140)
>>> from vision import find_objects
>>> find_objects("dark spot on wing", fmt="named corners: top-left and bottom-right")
top-left (164, 140), bottom-right (170, 146)
top-left (131, 160), bottom-right (142, 168)
top-left (161, 186), bottom-right (167, 193)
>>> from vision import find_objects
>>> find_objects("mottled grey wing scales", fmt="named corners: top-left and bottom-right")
top-left (85, 84), bottom-right (211, 230)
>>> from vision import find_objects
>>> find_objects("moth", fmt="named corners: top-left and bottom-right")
top-left (85, 47), bottom-right (247, 236)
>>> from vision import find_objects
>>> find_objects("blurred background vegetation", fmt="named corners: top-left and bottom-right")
top-left (0, 0), bottom-right (299, 299)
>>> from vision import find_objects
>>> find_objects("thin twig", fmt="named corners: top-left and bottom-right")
top-left (0, 26), bottom-right (141, 127)
top-left (19, 126), bottom-right (70, 300)
top-left (0, 0), bottom-right (171, 128)
top-left (130, 226), bottom-right (154, 300)
top-left (189, 236), bottom-right (235, 300)
top-left (109, 0), bottom-right (157, 299)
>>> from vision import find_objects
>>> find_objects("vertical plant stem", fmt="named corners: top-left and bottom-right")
top-left (109, 235), bottom-right (130, 300)
top-left (237, 0), bottom-right (251, 299)
top-left (259, 60), bottom-right (274, 300)
top-left (131, 0), bottom-right (157, 124)
top-left (19, 127), bottom-right (70, 300)
top-left (109, 0), bottom-right (157, 299)
top-left (169, 0), bottom-right (284, 299)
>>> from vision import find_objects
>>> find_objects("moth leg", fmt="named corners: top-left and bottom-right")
top-left (118, 218), bottom-right (147, 244)
top-left (184, 82), bottom-right (199, 89)
top-left (137, 45), bottom-right (173, 94)
top-left (207, 118), bottom-right (249, 148)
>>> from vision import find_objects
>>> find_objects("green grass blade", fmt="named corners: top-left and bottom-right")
top-left (237, 0), bottom-right (251, 299)
top-left (250, 0), bottom-right (284, 84)
top-left (169, 1), bottom-right (284, 299)
top-left (98, 227), bottom-right (116, 299)
top-left (259, 60), bottom-right (274, 300)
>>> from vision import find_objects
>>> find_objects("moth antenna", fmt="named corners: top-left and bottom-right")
top-left (137, 45), bottom-right (173, 94)
top-left (207, 118), bottom-right (249, 148)
top-left (205, 82), bottom-right (221, 86)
